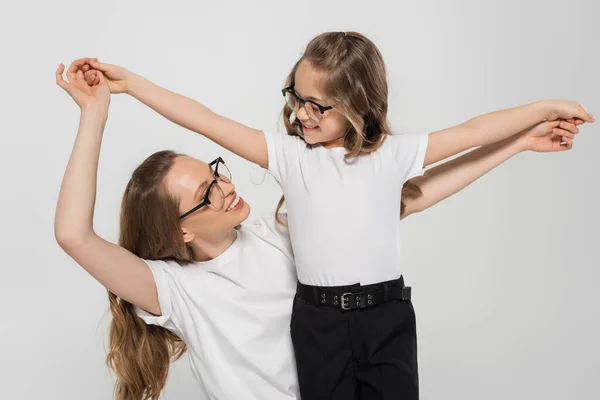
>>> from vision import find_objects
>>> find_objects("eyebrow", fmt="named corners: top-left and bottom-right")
top-left (193, 164), bottom-right (214, 200)
top-left (295, 88), bottom-right (326, 103)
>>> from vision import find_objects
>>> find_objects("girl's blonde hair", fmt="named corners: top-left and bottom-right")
top-left (276, 32), bottom-right (422, 222)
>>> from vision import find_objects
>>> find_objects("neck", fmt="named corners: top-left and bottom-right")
top-left (189, 229), bottom-right (238, 262)
top-left (321, 136), bottom-right (345, 149)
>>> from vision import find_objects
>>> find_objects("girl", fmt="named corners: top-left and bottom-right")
top-left (74, 31), bottom-right (592, 400)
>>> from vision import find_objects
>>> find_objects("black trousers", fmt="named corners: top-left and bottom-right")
top-left (290, 278), bottom-right (419, 400)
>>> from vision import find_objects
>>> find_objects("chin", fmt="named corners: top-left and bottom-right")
top-left (303, 136), bottom-right (319, 145)
top-left (233, 203), bottom-right (251, 226)
top-left (301, 132), bottom-right (324, 145)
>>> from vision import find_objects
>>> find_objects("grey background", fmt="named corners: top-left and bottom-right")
top-left (1, 0), bottom-right (598, 399)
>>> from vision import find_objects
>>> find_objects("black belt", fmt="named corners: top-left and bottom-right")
top-left (296, 276), bottom-right (411, 311)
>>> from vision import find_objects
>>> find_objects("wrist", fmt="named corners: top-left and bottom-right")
top-left (81, 105), bottom-right (109, 122)
top-left (510, 132), bottom-right (529, 153)
top-left (126, 72), bottom-right (143, 96)
top-left (534, 100), bottom-right (555, 121)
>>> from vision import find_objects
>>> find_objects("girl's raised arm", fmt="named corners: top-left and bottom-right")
top-left (81, 59), bottom-right (268, 168)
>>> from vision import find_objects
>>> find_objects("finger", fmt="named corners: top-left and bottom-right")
top-left (554, 128), bottom-right (575, 139)
top-left (82, 57), bottom-right (100, 67)
top-left (55, 64), bottom-right (71, 92)
top-left (66, 58), bottom-right (88, 82)
top-left (574, 119), bottom-right (586, 126)
top-left (69, 58), bottom-right (89, 69)
top-left (564, 137), bottom-right (574, 150)
top-left (548, 120), bottom-right (561, 128)
top-left (76, 69), bottom-right (85, 84)
top-left (577, 103), bottom-right (588, 113)
top-left (84, 70), bottom-right (97, 85)
top-left (575, 104), bottom-right (595, 123)
top-left (97, 71), bottom-right (106, 84)
top-left (66, 66), bottom-right (77, 84)
top-left (81, 64), bottom-right (91, 72)
top-left (559, 120), bottom-right (579, 134)
top-left (88, 59), bottom-right (110, 72)
top-left (84, 70), bottom-right (98, 85)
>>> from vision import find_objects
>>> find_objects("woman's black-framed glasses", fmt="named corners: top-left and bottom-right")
top-left (179, 157), bottom-right (232, 219)
top-left (282, 86), bottom-right (333, 123)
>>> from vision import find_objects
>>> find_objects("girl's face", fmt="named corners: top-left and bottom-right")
top-left (293, 60), bottom-right (350, 148)
top-left (165, 156), bottom-right (250, 240)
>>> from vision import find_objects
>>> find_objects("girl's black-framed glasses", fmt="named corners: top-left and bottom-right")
top-left (179, 157), bottom-right (232, 219)
top-left (282, 86), bottom-right (333, 123)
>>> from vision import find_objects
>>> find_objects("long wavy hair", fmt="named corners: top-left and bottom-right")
top-left (276, 31), bottom-right (422, 223)
top-left (107, 150), bottom-right (193, 400)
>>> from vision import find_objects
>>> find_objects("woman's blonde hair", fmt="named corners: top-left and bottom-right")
top-left (107, 150), bottom-right (193, 400)
top-left (276, 32), bottom-right (422, 223)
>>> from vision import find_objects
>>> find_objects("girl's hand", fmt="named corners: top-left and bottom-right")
top-left (520, 119), bottom-right (584, 152)
top-left (75, 58), bottom-right (131, 94)
top-left (542, 100), bottom-right (595, 123)
top-left (56, 62), bottom-right (110, 112)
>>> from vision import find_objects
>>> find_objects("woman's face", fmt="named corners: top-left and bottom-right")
top-left (165, 156), bottom-right (250, 239)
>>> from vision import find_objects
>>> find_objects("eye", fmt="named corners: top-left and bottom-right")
top-left (196, 187), bottom-right (208, 202)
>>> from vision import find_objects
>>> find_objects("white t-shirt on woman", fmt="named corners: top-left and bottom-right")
top-left (263, 131), bottom-right (428, 287)
top-left (135, 216), bottom-right (299, 400)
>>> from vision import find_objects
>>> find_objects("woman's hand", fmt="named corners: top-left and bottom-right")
top-left (56, 61), bottom-right (110, 113)
top-left (518, 119), bottom-right (584, 152)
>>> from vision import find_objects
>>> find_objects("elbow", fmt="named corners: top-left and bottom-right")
top-left (409, 203), bottom-right (427, 216)
top-left (406, 197), bottom-right (431, 217)
top-left (54, 226), bottom-right (92, 252)
top-left (54, 229), bottom-right (80, 252)
top-left (401, 202), bottom-right (424, 220)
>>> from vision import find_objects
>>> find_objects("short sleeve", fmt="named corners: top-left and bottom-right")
top-left (134, 259), bottom-right (180, 330)
top-left (388, 133), bottom-right (429, 182)
top-left (262, 131), bottom-right (303, 186)
top-left (247, 214), bottom-right (294, 261)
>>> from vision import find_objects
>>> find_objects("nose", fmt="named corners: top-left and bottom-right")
top-left (295, 104), bottom-right (310, 123)
top-left (218, 180), bottom-right (235, 196)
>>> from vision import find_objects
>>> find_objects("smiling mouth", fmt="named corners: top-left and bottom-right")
top-left (225, 193), bottom-right (243, 212)
top-left (302, 124), bottom-right (319, 131)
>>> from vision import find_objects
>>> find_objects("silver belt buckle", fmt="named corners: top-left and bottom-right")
top-left (341, 292), bottom-right (352, 310)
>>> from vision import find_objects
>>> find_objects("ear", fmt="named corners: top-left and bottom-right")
top-left (182, 227), bottom-right (195, 243)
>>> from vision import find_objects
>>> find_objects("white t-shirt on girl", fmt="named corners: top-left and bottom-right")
top-left (264, 131), bottom-right (429, 287)
top-left (135, 216), bottom-right (299, 400)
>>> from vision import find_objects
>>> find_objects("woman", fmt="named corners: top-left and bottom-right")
top-left (54, 62), bottom-right (582, 400)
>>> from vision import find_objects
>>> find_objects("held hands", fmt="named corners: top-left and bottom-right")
top-left (519, 119), bottom-right (585, 152)
top-left (542, 100), bottom-right (595, 124)
top-left (56, 62), bottom-right (110, 113)
top-left (69, 58), bottom-right (131, 94)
